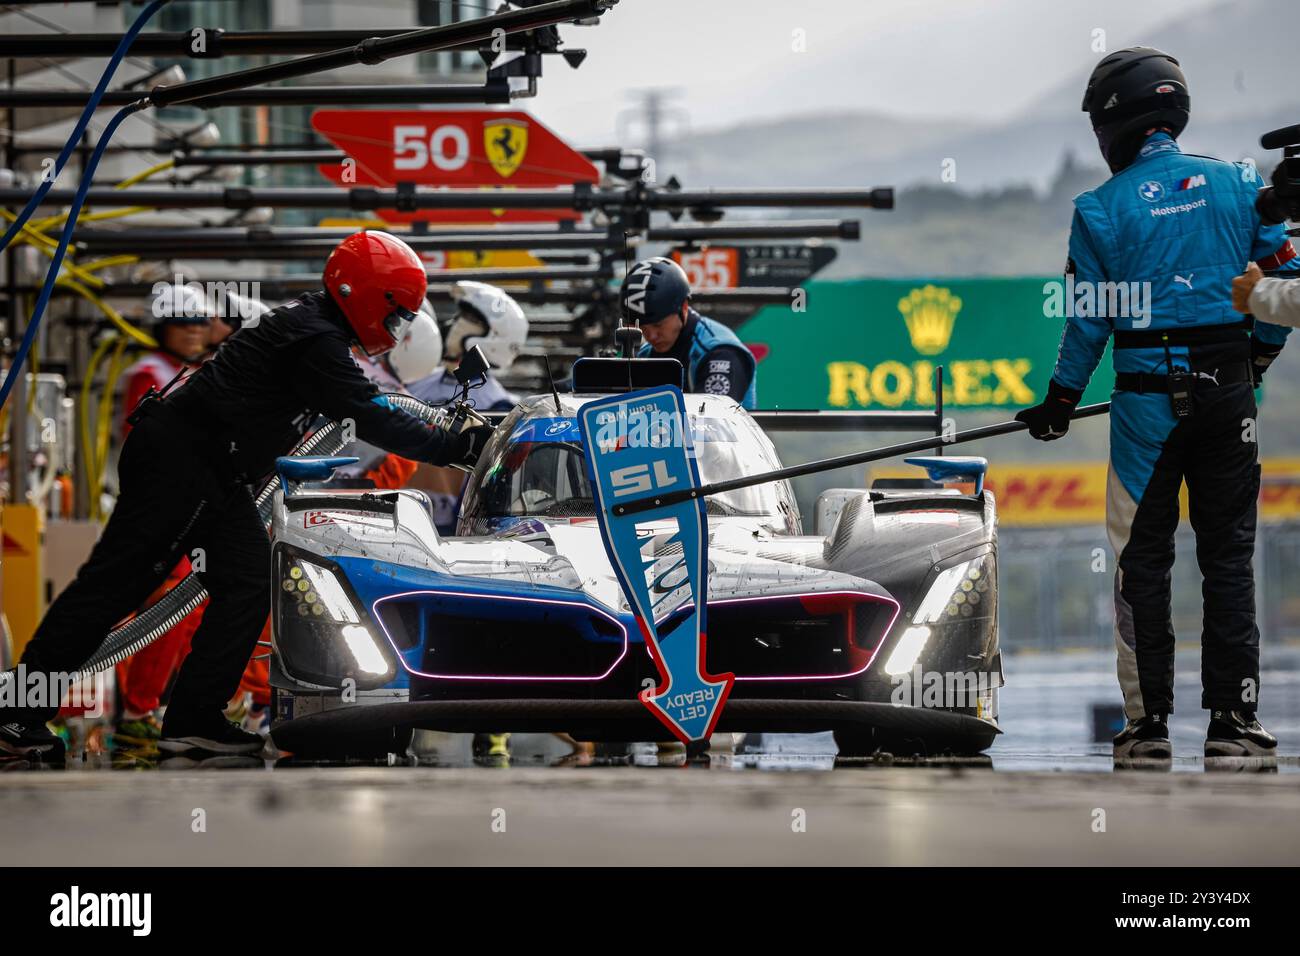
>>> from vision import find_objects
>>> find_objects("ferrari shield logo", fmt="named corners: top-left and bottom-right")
top-left (483, 119), bottom-right (528, 178)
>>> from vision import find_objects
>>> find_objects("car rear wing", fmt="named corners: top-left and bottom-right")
top-left (479, 365), bottom-right (949, 446)
top-left (750, 365), bottom-right (945, 443)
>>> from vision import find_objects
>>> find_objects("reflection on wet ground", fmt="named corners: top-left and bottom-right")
top-left (5, 648), bottom-right (1298, 775)
top-left (3, 651), bottom-right (1297, 866)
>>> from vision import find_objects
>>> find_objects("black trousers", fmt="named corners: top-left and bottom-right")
top-left (19, 404), bottom-right (270, 723)
top-left (1110, 382), bottom-right (1261, 717)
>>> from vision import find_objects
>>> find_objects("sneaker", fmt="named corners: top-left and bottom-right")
top-left (1113, 713), bottom-right (1172, 769)
top-left (115, 713), bottom-right (164, 749)
top-left (0, 718), bottom-right (67, 762)
top-left (241, 705), bottom-right (271, 737)
top-left (472, 732), bottom-right (511, 767)
top-left (160, 712), bottom-right (265, 755)
top-left (1205, 710), bottom-right (1277, 771)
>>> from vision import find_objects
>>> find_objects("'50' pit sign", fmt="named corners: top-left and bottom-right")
top-left (311, 110), bottom-right (598, 188)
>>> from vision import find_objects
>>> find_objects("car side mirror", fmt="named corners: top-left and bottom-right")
top-left (454, 344), bottom-right (490, 386)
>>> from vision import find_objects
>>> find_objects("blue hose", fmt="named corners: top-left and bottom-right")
top-left (0, 0), bottom-right (168, 254)
top-left (0, 104), bottom-right (143, 411)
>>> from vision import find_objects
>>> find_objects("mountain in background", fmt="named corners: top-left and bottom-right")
top-left (660, 0), bottom-right (1298, 193)
top-left (647, 0), bottom-right (1300, 455)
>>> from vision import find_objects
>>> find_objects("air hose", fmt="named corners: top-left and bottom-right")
top-left (78, 393), bottom-right (443, 673)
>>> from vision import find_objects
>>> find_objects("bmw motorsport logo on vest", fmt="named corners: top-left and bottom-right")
top-left (1139, 180), bottom-right (1165, 203)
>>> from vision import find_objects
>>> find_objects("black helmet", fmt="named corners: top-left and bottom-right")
top-left (1082, 46), bottom-right (1189, 173)
top-left (619, 256), bottom-right (691, 325)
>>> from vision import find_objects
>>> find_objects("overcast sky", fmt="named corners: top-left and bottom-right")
top-left (529, 0), bottom-right (1227, 145)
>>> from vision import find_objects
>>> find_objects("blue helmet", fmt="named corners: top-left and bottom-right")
top-left (619, 256), bottom-right (691, 325)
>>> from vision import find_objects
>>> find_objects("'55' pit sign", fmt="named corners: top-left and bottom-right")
top-left (578, 386), bottom-right (733, 743)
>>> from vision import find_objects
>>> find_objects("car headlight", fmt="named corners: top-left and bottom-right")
top-left (911, 555), bottom-right (992, 625)
top-left (295, 559), bottom-right (359, 624)
top-left (883, 625), bottom-right (932, 676)
top-left (275, 549), bottom-right (395, 686)
top-left (339, 624), bottom-right (390, 676)
top-left (885, 553), bottom-right (995, 675)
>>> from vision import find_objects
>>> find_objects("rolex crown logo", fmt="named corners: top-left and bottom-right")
top-left (898, 284), bottom-right (961, 355)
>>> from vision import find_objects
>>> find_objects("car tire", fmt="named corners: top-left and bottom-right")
top-left (288, 725), bottom-right (414, 763)
top-left (833, 727), bottom-right (880, 758)
top-left (835, 728), bottom-right (976, 759)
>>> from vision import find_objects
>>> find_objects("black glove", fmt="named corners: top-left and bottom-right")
top-left (444, 424), bottom-right (495, 467)
top-left (1015, 379), bottom-right (1083, 441)
top-left (1249, 335), bottom-right (1283, 388)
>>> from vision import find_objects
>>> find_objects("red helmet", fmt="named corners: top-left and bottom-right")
top-left (323, 231), bottom-right (427, 356)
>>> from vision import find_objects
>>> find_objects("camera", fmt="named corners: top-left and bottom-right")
top-left (1255, 123), bottom-right (1300, 226)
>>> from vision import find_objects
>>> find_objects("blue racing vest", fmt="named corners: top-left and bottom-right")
top-left (638, 312), bottom-right (758, 408)
top-left (1053, 132), bottom-right (1296, 386)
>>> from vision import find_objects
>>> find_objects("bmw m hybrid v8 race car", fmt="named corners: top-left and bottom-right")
top-left (268, 374), bottom-right (1003, 760)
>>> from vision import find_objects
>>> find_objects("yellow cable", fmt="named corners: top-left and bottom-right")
top-left (56, 278), bottom-right (159, 522)
top-left (32, 206), bottom-right (153, 231)
top-left (10, 155), bottom-right (164, 270)
top-left (79, 333), bottom-right (117, 522)
top-left (56, 278), bottom-right (157, 349)
top-left (1, 209), bottom-right (109, 290)
top-left (34, 158), bottom-right (174, 232)
top-left (0, 210), bottom-right (58, 251)
top-left (29, 240), bottom-right (107, 289)
top-left (94, 338), bottom-right (131, 503)
top-left (79, 254), bottom-right (138, 273)
top-left (115, 158), bottom-right (174, 189)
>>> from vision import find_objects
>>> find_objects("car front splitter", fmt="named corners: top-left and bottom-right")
top-left (270, 698), bottom-right (1000, 750)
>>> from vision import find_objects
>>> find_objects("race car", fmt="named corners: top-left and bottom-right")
top-left (268, 371), bottom-right (1003, 760)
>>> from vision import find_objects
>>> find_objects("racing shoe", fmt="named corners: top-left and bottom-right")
top-left (1112, 713), bottom-right (1172, 769)
top-left (1205, 710), bottom-right (1277, 772)
top-left (160, 711), bottom-right (266, 755)
top-left (115, 712), bottom-right (164, 749)
top-left (472, 732), bottom-right (511, 767)
top-left (0, 717), bottom-right (67, 764)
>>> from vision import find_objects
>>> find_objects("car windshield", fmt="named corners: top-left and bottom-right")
top-left (476, 414), bottom-right (787, 519)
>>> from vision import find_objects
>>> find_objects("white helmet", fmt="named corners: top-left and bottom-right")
top-left (449, 281), bottom-right (527, 370)
top-left (217, 289), bottom-right (271, 327)
top-left (150, 281), bottom-right (214, 325)
top-left (387, 301), bottom-right (443, 384)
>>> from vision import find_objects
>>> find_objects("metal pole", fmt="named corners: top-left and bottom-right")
top-left (0, 185), bottom-right (892, 211)
top-left (646, 220), bottom-right (860, 241)
top-left (614, 402), bottom-right (1114, 516)
top-left (0, 28), bottom-right (535, 59)
top-left (146, 0), bottom-right (616, 109)
top-left (69, 231), bottom-right (622, 255)
top-left (0, 82), bottom-right (512, 110)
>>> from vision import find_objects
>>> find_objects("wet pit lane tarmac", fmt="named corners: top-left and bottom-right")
top-left (1, 649), bottom-right (1298, 865)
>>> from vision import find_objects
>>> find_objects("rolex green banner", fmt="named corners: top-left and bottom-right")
top-left (736, 278), bottom-right (1112, 411)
